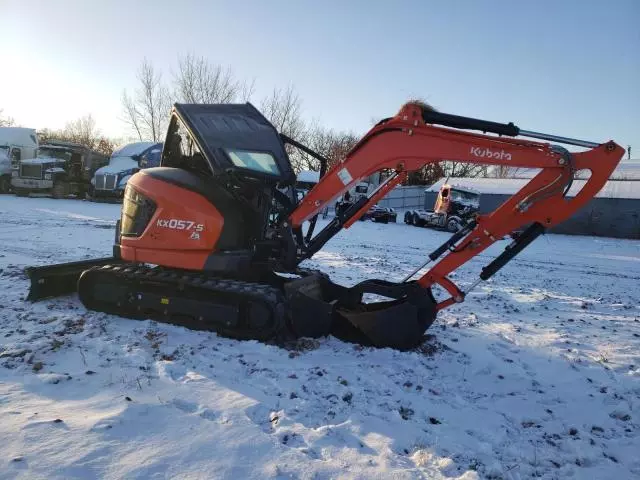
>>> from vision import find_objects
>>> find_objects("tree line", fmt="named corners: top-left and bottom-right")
top-left (2, 55), bottom-right (519, 182)
top-left (1, 108), bottom-right (115, 156)
top-left (119, 55), bottom-right (362, 175)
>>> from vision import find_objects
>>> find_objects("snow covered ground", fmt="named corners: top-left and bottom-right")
top-left (1, 195), bottom-right (639, 480)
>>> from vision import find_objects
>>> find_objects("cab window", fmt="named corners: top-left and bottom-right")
top-left (11, 148), bottom-right (21, 163)
top-left (164, 117), bottom-right (210, 177)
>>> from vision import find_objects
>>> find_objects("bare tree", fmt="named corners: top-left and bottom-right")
top-left (173, 54), bottom-right (244, 104)
top-left (303, 122), bottom-right (359, 171)
top-left (63, 114), bottom-right (100, 148)
top-left (0, 109), bottom-right (15, 127)
top-left (491, 164), bottom-right (524, 178)
top-left (240, 77), bottom-right (256, 102)
top-left (38, 114), bottom-right (116, 156)
top-left (405, 163), bottom-right (446, 186)
top-left (121, 58), bottom-right (170, 142)
top-left (260, 86), bottom-right (308, 170)
top-left (260, 86), bottom-right (305, 137)
top-left (441, 161), bottom-right (488, 179)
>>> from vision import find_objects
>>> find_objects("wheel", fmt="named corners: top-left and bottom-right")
top-left (446, 217), bottom-right (461, 233)
top-left (51, 182), bottom-right (66, 199)
top-left (404, 211), bottom-right (414, 225)
top-left (380, 216), bottom-right (389, 224)
top-left (0, 176), bottom-right (10, 193)
top-left (412, 213), bottom-right (422, 227)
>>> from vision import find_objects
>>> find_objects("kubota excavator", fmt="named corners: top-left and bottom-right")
top-left (25, 102), bottom-right (624, 350)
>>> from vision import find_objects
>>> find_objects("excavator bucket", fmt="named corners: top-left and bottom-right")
top-left (284, 274), bottom-right (438, 350)
top-left (25, 257), bottom-right (126, 301)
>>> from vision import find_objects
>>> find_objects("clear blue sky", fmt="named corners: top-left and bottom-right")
top-left (1, 0), bottom-right (638, 153)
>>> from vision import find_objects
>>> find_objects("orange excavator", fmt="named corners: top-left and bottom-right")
top-left (26, 102), bottom-right (625, 350)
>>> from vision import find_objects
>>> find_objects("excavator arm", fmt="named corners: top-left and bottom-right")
top-left (287, 103), bottom-right (624, 318)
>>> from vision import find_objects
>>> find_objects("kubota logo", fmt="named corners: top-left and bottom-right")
top-left (470, 147), bottom-right (512, 161)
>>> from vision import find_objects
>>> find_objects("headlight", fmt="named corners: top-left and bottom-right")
top-left (44, 173), bottom-right (52, 180)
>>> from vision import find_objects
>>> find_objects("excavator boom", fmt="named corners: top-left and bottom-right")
top-left (288, 103), bottom-right (624, 315)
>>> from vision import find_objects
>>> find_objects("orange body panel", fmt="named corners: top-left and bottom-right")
top-left (119, 172), bottom-right (224, 270)
top-left (433, 187), bottom-right (449, 214)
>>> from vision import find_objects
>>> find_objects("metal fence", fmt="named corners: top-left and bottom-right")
top-left (424, 191), bottom-right (640, 239)
top-left (376, 186), bottom-right (425, 210)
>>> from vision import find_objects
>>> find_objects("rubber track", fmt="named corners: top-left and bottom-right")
top-left (78, 264), bottom-right (286, 342)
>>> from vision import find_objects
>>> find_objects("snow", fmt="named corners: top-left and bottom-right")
top-left (20, 157), bottom-right (66, 166)
top-left (612, 159), bottom-right (640, 180)
top-left (490, 160), bottom-right (640, 181)
top-left (95, 157), bottom-right (139, 175)
top-left (426, 177), bottom-right (640, 200)
top-left (95, 142), bottom-right (161, 175)
top-left (1, 196), bottom-right (639, 479)
top-left (111, 142), bottom-right (157, 159)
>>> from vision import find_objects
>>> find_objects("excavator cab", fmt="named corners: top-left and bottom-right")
top-left (113, 103), bottom-right (302, 272)
top-left (162, 103), bottom-right (296, 184)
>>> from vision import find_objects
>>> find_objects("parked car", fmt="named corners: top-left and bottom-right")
top-left (91, 142), bottom-right (162, 201)
top-left (364, 204), bottom-right (397, 223)
top-left (11, 140), bottom-right (109, 198)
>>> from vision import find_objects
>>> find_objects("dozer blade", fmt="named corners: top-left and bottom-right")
top-left (284, 275), bottom-right (438, 350)
top-left (25, 257), bottom-right (127, 301)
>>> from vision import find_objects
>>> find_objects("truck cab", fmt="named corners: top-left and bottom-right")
top-left (11, 141), bottom-right (109, 198)
top-left (0, 127), bottom-right (38, 193)
top-left (405, 183), bottom-right (480, 232)
top-left (91, 142), bottom-right (162, 201)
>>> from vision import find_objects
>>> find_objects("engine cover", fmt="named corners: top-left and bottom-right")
top-left (118, 168), bottom-right (228, 271)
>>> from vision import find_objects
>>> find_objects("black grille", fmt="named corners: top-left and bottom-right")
top-left (21, 164), bottom-right (42, 179)
top-left (120, 185), bottom-right (156, 237)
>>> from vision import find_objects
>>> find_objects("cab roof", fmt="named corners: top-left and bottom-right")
top-left (172, 103), bottom-right (296, 185)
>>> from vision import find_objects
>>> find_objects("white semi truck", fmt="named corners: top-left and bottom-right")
top-left (0, 127), bottom-right (38, 193)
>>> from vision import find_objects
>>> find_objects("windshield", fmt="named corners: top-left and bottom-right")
top-left (38, 148), bottom-right (72, 161)
top-left (450, 189), bottom-right (479, 203)
top-left (225, 149), bottom-right (280, 176)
